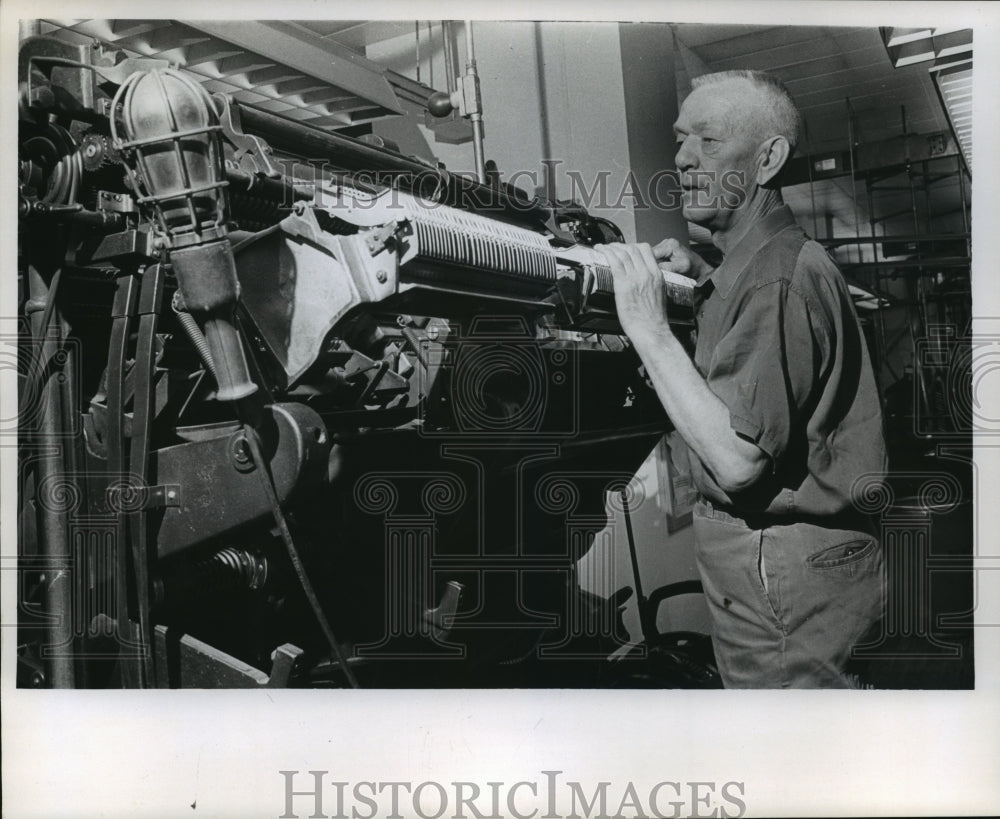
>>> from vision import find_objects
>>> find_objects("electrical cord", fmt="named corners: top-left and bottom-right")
top-left (241, 424), bottom-right (359, 688)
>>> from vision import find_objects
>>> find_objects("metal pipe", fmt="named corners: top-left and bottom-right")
top-left (875, 292), bottom-right (889, 390)
top-left (442, 21), bottom-right (455, 92)
top-left (863, 175), bottom-right (892, 392)
top-left (465, 19), bottom-right (476, 69)
top-left (235, 102), bottom-right (545, 224)
top-left (470, 115), bottom-right (487, 188)
top-left (464, 20), bottom-right (487, 184)
top-left (907, 162), bottom-right (925, 276)
top-left (909, 292), bottom-right (934, 427)
top-left (866, 169), bottom-right (878, 264)
top-left (415, 21), bottom-right (421, 84)
top-left (845, 98), bottom-right (862, 266)
top-left (863, 160), bottom-right (880, 378)
top-left (427, 22), bottom-right (434, 88)
top-left (956, 155), bottom-right (969, 256)
top-left (822, 232), bottom-right (970, 247)
top-left (840, 257), bottom-right (969, 271)
top-left (225, 166), bottom-right (313, 204)
top-left (238, 103), bottom-right (440, 177)
top-left (620, 489), bottom-right (653, 644)
top-left (59, 306), bottom-right (85, 686)
top-left (922, 159), bottom-right (933, 236)
top-left (903, 157), bottom-right (935, 427)
top-left (864, 167), bottom-right (889, 393)
top-left (804, 121), bottom-right (820, 239)
top-left (25, 263), bottom-right (76, 688)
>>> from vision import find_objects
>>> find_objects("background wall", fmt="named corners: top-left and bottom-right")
top-left (369, 22), bottom-right (689, 245)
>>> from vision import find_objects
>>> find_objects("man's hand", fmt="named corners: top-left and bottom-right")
top-left (596, 242), bottom-right (671, 341)
top-left (652, 237), bottom-right (712, 280)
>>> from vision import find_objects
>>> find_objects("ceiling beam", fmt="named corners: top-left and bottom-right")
top-left (183, 20), bottom-right (403, 116)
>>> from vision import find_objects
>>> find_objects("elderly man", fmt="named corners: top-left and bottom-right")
top-left (599, 70), bottom-right (886, 688)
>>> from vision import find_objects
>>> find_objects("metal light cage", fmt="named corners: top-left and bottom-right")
top-left (111, 67), bottom-right (230, 249)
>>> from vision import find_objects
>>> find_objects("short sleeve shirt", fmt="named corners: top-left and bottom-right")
top-left (688, 205), bottom-right (887, 518)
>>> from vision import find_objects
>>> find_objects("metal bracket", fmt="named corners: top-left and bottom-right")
top-left (75, 226), bottom-right (156, 267)
top-left (266, 644), bottom-right (305, 688)
top-left (105, 482), bottom-right (181, 512)
top-left (364, 223), bottom-right (397, 256)
top-left (215, 93), bottom-right (281, 178)
top-left (579, 264), bottom-right (597, 312)
top-left (97, 190), bottom-right (137, 214)
top-left (152, 625), bottom-right (305, 688)
top-left (145, 484), bottom-right (182, 510)
top-left (551, 267), bottom-right (583, 323)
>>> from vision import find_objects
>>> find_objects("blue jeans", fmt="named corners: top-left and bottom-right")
top-left (692, 498), bottom-right (885, 688)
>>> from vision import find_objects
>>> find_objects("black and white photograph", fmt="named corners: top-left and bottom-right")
top-left (2, 1), bottom-right (998, 816)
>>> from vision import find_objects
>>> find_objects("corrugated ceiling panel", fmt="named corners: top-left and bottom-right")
top-left (39, 19), bottom-right (404, 128)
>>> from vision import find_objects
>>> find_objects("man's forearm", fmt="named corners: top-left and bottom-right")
top-left (629, 324), bottom-right (767, 495)
top-left (594, 238), bottom-right (768, 493)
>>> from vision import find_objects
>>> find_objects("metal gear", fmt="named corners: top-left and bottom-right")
top-left (80, 132), bottom-right (116, 171)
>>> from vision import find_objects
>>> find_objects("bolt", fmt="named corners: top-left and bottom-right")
top-left (232, 436), bottom-right (252, 465)
top-left (166, 490), bottom-right (177, 501)
top-left (376, 270), bottom-right (388, 284)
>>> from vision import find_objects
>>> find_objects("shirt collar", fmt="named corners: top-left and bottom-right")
top-left (695, 205), bottom-right (799, 300)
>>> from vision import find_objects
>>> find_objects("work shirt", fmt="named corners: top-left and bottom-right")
top-left (688, 204), bottom-right (887, 521)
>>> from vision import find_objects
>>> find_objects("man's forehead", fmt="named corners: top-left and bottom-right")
top-left (673, 114), bottom-right (730, 133)
top-left (675, 80), bottom-right (754, 132)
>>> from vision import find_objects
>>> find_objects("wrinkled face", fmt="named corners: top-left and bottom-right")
top-left (673, 80), bottom-right (766, 232)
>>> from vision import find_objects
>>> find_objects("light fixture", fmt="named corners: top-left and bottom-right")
top-left (112, 68), bottom-right (258, 402)
top-left (933, 63), bottom-right (973, 171)
top-left (881, 27), bottom-right (972, 68)
top-left (881, 27), bottom-right (973, 172)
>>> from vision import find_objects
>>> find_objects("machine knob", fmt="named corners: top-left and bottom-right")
top-left (427, 91), bottom-right (456, 118)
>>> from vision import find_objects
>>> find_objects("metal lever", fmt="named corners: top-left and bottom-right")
top-left (427, 21), bottom-right (487, 184)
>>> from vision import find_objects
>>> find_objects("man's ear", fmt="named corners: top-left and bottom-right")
top-left (755, 135), bottom-right (791, 187)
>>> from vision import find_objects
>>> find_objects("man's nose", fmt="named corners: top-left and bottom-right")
top-left (675, 136), bottom-right (697, 171)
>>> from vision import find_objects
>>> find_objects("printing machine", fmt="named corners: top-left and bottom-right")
top-left (15, 21), bottom-right (709, 688)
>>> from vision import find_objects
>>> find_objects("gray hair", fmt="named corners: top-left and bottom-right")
top-left (691, 70), bottom-right (801, 154)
